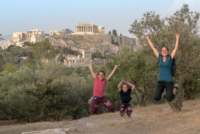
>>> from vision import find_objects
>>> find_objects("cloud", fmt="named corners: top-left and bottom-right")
top-left (167, 0), bottom-right (200, 15)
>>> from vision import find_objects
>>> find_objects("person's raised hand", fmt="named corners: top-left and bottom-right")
top-left (176, 33), bottom-right (180, 38)
top-left (115, 64), bottom-right (120, 68)
top-left (146, 32), bottom-right (150, 40)
top-left (88, 59), bottom-right (93, 63)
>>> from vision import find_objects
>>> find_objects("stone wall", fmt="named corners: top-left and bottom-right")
top-left (52, 34), bottom-right (136, 47)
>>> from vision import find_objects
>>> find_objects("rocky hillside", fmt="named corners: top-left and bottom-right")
top-left (47, 34), bottom-right (136, 56)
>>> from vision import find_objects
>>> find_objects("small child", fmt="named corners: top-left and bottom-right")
top-left (88, 59), bottom-right (120, 114)
top-left (118, 80), bottom-right (135, 118)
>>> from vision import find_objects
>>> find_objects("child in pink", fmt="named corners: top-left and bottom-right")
top-left (88, 59), bottom-right (120, 114)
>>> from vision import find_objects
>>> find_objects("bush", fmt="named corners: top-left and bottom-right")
top-left (0, 63), bottom-right (94, 122)
top-left (91, 50), bottom-right (105, 59)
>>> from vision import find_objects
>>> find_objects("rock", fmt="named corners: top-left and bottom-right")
top-left (21, 127), bottom-right (83, 134)
top-left (21, 128), bottom-right (70, 134)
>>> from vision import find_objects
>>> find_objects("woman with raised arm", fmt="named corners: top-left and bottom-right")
top-left (146, 33), bottom-right (180, 102)
top-left (88, 59), bottom-right (120, 114)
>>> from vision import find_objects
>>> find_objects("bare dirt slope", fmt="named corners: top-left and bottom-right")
top-left (1, 99), bottom-right (200, 134)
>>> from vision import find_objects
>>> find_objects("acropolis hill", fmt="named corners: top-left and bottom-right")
top-left (8, 23), bottom-right (136, 67)
top-left (48, 23), bottom-right (136, 55)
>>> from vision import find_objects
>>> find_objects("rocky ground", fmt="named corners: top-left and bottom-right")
top-left (1, 99), bottom-right (200, 134)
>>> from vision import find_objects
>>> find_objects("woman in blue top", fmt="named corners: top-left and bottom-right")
top-left (146, 33), bottom-right (180, 102)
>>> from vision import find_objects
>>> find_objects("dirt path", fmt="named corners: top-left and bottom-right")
top-left (1, 99), bottom-right (200, 134)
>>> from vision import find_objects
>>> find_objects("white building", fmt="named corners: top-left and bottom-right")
top-left (9, 29), bottom-right (45, 47)
top-left (0, 39), bottom-right (10, 49)
top-left (64, 50), bottom-right (91, 68)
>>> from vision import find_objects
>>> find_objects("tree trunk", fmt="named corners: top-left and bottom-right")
top-left (133, 92), bottom-right (142, 106)
top-left (142, 94), bottom-right (148, 106)
top-left (165, 99), bottom-right (176, 112)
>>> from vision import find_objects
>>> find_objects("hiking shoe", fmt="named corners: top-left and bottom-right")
top-left (126, 113), bottom-right (131, 118)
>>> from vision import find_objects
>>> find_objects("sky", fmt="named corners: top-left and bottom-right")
top-left (1, 0), bottom-right (200, 38)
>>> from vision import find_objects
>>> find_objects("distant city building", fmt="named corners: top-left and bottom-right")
top-left (64, 50), bottom-right (91, 68)
top-left (93, 58), bottom-right (106, 66)
top-left (63, 50), bottom-right (106, 68)
top-left (9, 29), bottom-right (45, 47)
top-left (0, 39), bottom-right (10, 50)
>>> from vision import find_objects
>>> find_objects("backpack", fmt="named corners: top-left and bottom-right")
top-left (158, 55), bottom-right (176, 77)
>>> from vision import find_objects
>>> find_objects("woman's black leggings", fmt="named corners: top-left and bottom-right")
top-left (154, 81), bottom-right (174, 102)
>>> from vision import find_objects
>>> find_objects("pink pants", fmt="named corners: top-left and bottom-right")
top-left (89, 96), bottom-right (114, 114)
top-left (120, 103), bottom-right (132, 116)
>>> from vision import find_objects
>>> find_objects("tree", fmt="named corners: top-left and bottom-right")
top-left (91, 50), bottom-right (104, 59)
top-left (61, 47), bottom-right (81, 56)
top-left (3, 64), bottom-right (18, 73)
top-left (24, 39), bottom-right (59, 69)
top-left (0, 34), bottom-right (2, 36)
top-left (0, 46), bottom-right (25, 68)
top-left (24, 77), bottom-right (74, 121)
top-left (0, 55), bottom-right (5, 71)
top-left (58, 54), bottom-right (65, 64)
top-left (106, 47), bottom-right (157, 106)
top-left (24, 42), bottom-right (31, 46)
top-left (112, 39), bottom-right (114, 44)
top-left (108, 31), bottom-right (111, 35)
top-left (129, 4), bottom-right (200, 111)
top-left (112, 29), bottom-right (118, 36)
top-left (114, 42), bottom-right (119, 46)
top-left (0, 64), bottom-right (93, 122)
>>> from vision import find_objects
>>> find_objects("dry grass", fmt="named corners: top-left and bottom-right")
top-left (1, 99), bottom-right (200, 134)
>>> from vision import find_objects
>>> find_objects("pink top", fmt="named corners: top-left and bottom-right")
top-left (93, 76), bottom-right (107, 97)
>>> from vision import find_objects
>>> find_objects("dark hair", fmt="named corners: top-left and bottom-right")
top-left (161, 46), bottom-right (170, 57)
top-left (97, 70), bottom-right (105, 76)
top-left (121, 83), bottom-right (130, 89)
top-left (161, 46), bottom-right (169, 51)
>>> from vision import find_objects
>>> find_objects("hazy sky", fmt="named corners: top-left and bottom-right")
top-left (1, 0), bottom-right (200, 38)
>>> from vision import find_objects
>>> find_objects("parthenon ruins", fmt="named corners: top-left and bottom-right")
top-left (75, 23), bottom-right (104, 34)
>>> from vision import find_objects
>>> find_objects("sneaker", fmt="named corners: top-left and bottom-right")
top-left (120, 112), bottom-right (124, 117)
top-left (126, 113), bottom-right (131, 118)
top-left (174, 83), bottom-right (179, 90)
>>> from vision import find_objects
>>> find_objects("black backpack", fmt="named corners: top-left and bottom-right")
top-left (158, 55), bottom-right (176, 77)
